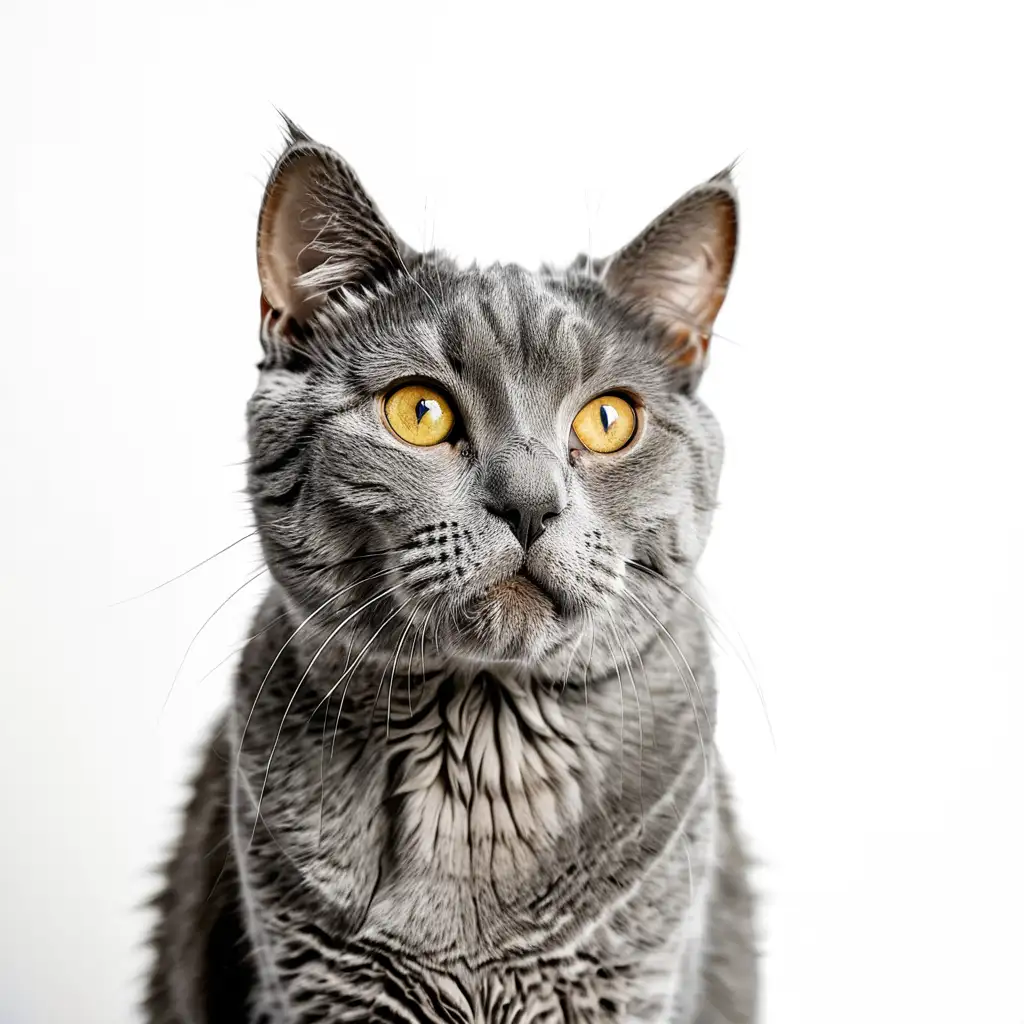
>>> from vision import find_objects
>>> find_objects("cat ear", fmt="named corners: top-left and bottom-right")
top-left (603, 167), bottom-right (738, 389)
top-left (257, 118), bottom-right (414, 327)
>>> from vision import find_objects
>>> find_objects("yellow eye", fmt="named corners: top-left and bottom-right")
top-left (572, 394), bottom-right (637, 453)
top-left (384, 383), bottom-right (456, 446)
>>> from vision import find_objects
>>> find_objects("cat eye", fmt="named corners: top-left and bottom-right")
top-left (572, 394), bottom-right (637, 454)
top-left (383, 382), bottom-right (456, 446)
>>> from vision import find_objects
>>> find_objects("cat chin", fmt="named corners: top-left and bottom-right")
top-left (455, 573), bottom-right (565, 663)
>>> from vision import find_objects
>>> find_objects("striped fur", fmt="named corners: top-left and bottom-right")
top-left (146, 124), bottom-right (757, 1022)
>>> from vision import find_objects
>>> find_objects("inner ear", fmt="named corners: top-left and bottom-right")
top-left (603, 169), bottom-right (738, 384)
top-left (257, 148), bottom-right (333, 322)
top-left (256, 134), bottom-right (411, 326)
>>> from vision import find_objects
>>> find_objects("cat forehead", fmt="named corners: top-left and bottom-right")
top-left (438, 264), bottom-right (594, 369)
top-left (324, 260), bottom-right (633, 389)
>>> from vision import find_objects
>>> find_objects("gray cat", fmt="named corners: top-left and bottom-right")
top-left (146, 118), bottom-right (758, 1023)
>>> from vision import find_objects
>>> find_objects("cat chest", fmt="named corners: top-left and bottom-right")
top-left (270, 938), bottom-right (690, 1024)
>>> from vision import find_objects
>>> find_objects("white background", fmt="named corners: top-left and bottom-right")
top-left (2, 1), bottom-right (1022, 1021)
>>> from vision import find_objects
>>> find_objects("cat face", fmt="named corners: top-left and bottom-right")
top-left (247, 120), bottom-right (736, 671)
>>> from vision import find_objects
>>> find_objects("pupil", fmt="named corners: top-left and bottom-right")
top-left (416, 398), bottom-right (440, 424)
top-left (600, 404), bottom-right (619, 432)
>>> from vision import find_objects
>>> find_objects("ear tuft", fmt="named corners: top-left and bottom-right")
top-left (274, 109), bottom-right (311, 147)
top-left (709, 156), bottom-right (741, 184)
top-left (604, 168), bottom-right (739, 390)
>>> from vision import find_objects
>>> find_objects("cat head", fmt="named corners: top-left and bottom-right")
top-left (247, 119), bottom-right (737, 671)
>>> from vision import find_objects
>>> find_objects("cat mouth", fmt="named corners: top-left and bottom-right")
top-left (510, 567), bottom-right (564, 617)
top-left (452, 568), bottom-right (564, 661)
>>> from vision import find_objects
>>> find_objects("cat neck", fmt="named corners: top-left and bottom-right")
top-left (231, 586), bottom-right (715, 957)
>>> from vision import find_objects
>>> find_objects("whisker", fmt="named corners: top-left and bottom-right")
top-left (249, 582), bottom-right (405, 844)
top-left (160, 567), bottom-right (269, 716)
top-left (415, 598), bottom-right (439, 713)
top-left (318, 680), bottom-right (330, 851)
top-left (425, 213), bottom-right (451, 306)
top-left (385, 601), bottom-right (422, 739)
top-left (687, 574), bottom-right (774, 749)
top-left (624, 630), bottom-right (656, 751)
top-left (327, 601), bottom-right (411, 759)
top-left (110, 529), bottom-right (259, 606)
top-left (625, 560), bottom-right (774, 747)
top-left (559, 624), bottom-right (590, 696)
top-left (309, 587), bottom-right (383, 850)
top-left (192, 644), bottom-right (247, 691)
top-left (323, 589), bottom-right (415, 848)
top-left (623, 625), bottom-right (693, 872)
top-left (627, 588), bottom-right (714, 734)
top-left (235, 760), bottom-right (305, 872)
top-left (393, 237), bottom-right (445, 321)
top-left (623, 588), bottom-right (710, 785)
top-left (203, 847), bottom-right (232, 906)
top-left (600, 600), bottom-right (627, 798)
top-left (180, 608), bottom-right (292, 708)
top-left (317, 545), bottom-right (409, 567)
top-left (583, 612), bottom-right (596, 719)
top-left (431, 601), bottom-right (443, 654)
top-left (408, 600), bottom-right (426, 715)
top-left (607, 610), bottom-right (645, 831)
top-left (236, 566), bottom-right (397, 790)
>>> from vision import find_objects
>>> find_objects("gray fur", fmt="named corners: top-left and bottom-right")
top-left (146, 121), bottom-right (757, 1022)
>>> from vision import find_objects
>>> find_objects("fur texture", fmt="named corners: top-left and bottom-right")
top-left (146, 120), bottom-right (757, 1022)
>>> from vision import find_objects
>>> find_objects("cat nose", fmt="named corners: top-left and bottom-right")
top-left (491, 499), bottom-right (565, 551)
top-left (484, 438), bottom-right (568, 551)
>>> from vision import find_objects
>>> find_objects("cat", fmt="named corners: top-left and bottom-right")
top-left (145, 117), bottom-right (758, 1023)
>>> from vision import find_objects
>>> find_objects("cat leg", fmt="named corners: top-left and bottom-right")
top-left (145, 723), bottom-right (256, 1023)
top-left (691, 777), bottom-right (758, 1024)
